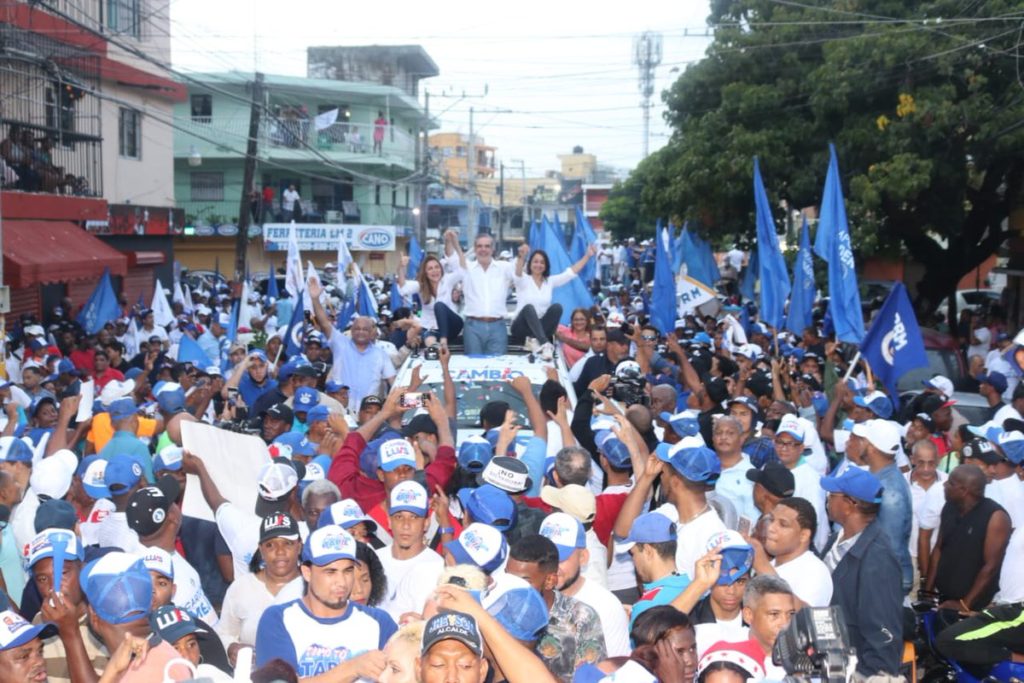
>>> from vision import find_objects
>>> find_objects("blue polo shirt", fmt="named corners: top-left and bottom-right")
top-left (630, 573), bottom-right (691, 630)
top-left (97, 430), bottom-right (155, 484)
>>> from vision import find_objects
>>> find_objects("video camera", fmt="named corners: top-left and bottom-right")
top-left (772, 606), bottom-right (858, 683)
top-left (608, 359), bottom-right (649, 407)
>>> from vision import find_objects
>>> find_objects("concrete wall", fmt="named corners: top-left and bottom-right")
top-left (102, 85), bottom-right (175, 207)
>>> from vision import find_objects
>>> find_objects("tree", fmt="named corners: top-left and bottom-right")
top-left (637, 0), bottom-right (1024, 318)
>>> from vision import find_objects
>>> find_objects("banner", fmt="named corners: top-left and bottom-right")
top-left (181, 421), bottom-right (269, 522)
top-left (263, 224), bottom-right (397, 252)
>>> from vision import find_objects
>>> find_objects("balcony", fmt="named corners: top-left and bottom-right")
top-left (175, 116), bottom-right (417, 170)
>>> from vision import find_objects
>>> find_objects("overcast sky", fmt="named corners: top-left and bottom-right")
top-left (170, 0), bottom-right (713, 178)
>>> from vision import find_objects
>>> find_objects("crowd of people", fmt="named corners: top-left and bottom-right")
top-left (0, 230), bottom-right (1020, 683)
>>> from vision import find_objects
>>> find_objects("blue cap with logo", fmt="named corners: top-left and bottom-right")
top-left (705, 530), bottom-right (754, 585)
top-left (153, 446), bottom-right (184, 473)
top-left (302, 524), bottom-right (359, 566)
top-left (820, 468), bottom-right (884, 504)
top-left (0, 436), bottom-right (33, 463)
top-left (659, 410), bottom-right (701, 438)
top-left (444, 522), bottom-right (508, 573)
top-left (104, 455), bottom-right (144, 495)
top-left (0, 610), bottom-right (55, 651)
top-left (318, 498), bottom-right (378, 532)
top-left (389, 480), bottom-right (429, 517)
top-left (539, 512), bottom-right (586, 561)
top-left (76, 456), bottom-right (110, 499)
top-left (457, 484), bottom-right (517, 532)
top-left (458, 436), bottom-right (493, 473)
top-left (293, 386), bottom-right (320, 412)
top-left (852, 391), bottom-right (894, 419)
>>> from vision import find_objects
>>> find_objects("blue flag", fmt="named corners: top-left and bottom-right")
top-left (786, 218), bottom-right (815, 335)
top-left (177, 334), bottom-right (209, 366)
top-left (267, 266), bottom-right (279, 300)
top-left (859, 283), bottom-right (928, 397)
top-left (671, 222), bottom-right (686, 274)
top-left (753, 158), bottom-right (791, 329)
top-left (651, 227), bottom-right (677, 335)
top-left (77, 269), bottom-right (120, 334)
top-left (356, 275), bottom-right (378, 319)
top-left (336, 298), bottom-right (356, 332)
top-left (529, 220), bottom-right (543, 253)
top-left (390, 280), bottom-right (403, 311)
top-left (226, 300), bottom-right (239, 343)
top-left (816, 144), bottom-right (865, 343)
top-left (283, 291), bottom-right (307, 357)
top-left (680, 228), bottom-right (719, 287)
top-left (538, 215), bottom-right (593, 324)
top-left (739, 251), bottom-right (758, 303)
top-left (407, 235), bottom-right (424, 280)
top-left (574, 205), bottom-right (598, 279)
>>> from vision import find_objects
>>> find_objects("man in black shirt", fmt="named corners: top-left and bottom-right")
top-left (573, 327), bottom-right (631, 398)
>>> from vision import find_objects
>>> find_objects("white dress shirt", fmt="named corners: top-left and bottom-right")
top-left (513, 268), bottom-right (575, 317)
top-left (462, 259), bottom-right (514, 318)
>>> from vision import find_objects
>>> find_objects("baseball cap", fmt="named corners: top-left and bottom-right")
top-left (299, 455), bottom-right (330, 495)
top-left (697, 640), bottom-right (767, 680)
top-left (27, 527), bottom-right (84, 568)
top-left (978, 372), bottom-right (1009, 395)
top-left (478, 456), bottom-right (532, 494)
top-left (30, 449), bottom-right (76, 500)
top-left (0, 610), bottom-right (56, 651)
top-left (444, 523), bottom-right (508, 574)
top-left (539, 512), bottom-right (586, 561)
top-left (104, 455), bottom-right (144, 496)
top-left (971, 427), bottom-right (1024, 465)
top-left (457, 436), bottom-right (493, 473)
top-left (0, 436), bottom-right (33, 463)
top-left (457, 485), bottom-right (517, 532)
top-left (851, 419), bottom-right (901, 456)
top-left (153, 446), bottom-right (184, 473)
top-left (259, 512), bottom-right (301, 543)
top-left (745, 463), bottom-right (796, 498)
top-left (540, 484), bottom-right (596, 524)
top-left (727, 395), bottom-right (760, 416)
top-left (776, 415), bottom-right (805, 443)
top-left (820, 468), bottom-right (884, 504)
top-left (359, 395), bottom-right (384, 411)
top-left (922, 375), bottom-right (955, 400)
top-left (150, 605), bottom-right (208, 646)
top-left (273, 432), bottom-right (316, 459)
top-left (325, 381), bottom-right (349, 394)
top-left (265, 403), bottom-right (294, 424)
top-left (402, 414), bottom-right (438, 438)
top-left (302, 525), bottom-right (359, 566)
top-left (277, 359), bottom-right (314, 382)
top-left (659, 410), bottom-right (701, 438)
top-left (76, 456), bottom-right (110, 500)
top-left (619, 512), bottom-right (677, 552)
top-left (255, 459), bottom-right (299, 516)
top-left (156, 387), bottom-right (186, 413)
top-left (80, 552), bottom-right (153, 624)
top-left (389, 480), bottom-right (429, 517)
top-left (421, 611), bottom-right (483, 657)
top-left (595, 431), bottom-right (632, 469)
top-left (34, 499), bottom-right (77, 532)
top-left (107, 397), bottom-right (138, 422)
top-left (852, 391), bottom-right (894, 419)
top-left (139, 547), bottom-right (174, 580)
top-left (317, 499), bottom-right (378, 533)
top-left (99, 379), bottom-right (136, 407)
top-left (378, 439), bottom-right (417, 473)
top-left (656, 442), bottom-right (721, 485)
top-left (293, 387), bottom-right (320, 412)
top-left (306, 405), bottom-right (330, 425)
top-left (960, 436), bottom-right (998, 464)
top-left (485, 586), bottom-right (549, 642)
top-left (126, 476), bottom-right (181, 537)
top-left (705, 530), bottom-right (754, 585)
top-left (55, 358), bottom-right (78, 376)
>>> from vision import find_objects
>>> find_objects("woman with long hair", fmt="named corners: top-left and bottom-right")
top-left (398, 229), bottom-right (465, 348)
top-left (555, 307), bottom-right (592, 369)
top-left (511, 242), bottom-right (595, 346)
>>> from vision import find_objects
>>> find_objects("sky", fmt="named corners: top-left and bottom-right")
top-left (169, 0), bottom-right (714, 179)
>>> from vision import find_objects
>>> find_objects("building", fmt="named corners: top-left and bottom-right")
top-left (558, 147), bottom-right (597, 181)
top-left (172, 63), bottom-right (435, 276)
top-left (582, 184), bottom-right (612, 234)
top-left (1, 0), bottom-right (183, 318)
top-left (428, 132), bottom-right (497, 187)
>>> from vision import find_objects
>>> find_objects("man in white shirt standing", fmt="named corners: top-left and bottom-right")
top-left (539, 512), bottom-right (630, 656)
top-left (906, 439), bottom-right (946, 590)
top-left (749, 497), bottom-right (833, 607)
top-left (773, 415), bottom-right (829, 552)
top-left (282, 184), bottom-right (300, 222)
top-left (374, 480), bottom-right (444, 622)
top-left (461, 233), bottom-right (514, 355)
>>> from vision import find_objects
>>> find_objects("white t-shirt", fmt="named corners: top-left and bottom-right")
top-left (374, 546), bottom-right (444, 621)
top-left (215, 502), bottom-right (261, 579)
top-left (791, 463), bottom-right (829, 553)
top-left (513, 268), bottom-right (576, 317)
top-left (653, 503), bottom-right (726, 581)
top-left (572, 578), bottom-right (630, 656)
top-left (217, 570), bottom-right (304, 648)
top-left (907, 471), bottom-right (946, 558)
top-left (773, 551), bottom-right (833, 607)
top-left (994, 524), bottom-right (1024, 604)
top-left (715, 457), bottom-right (757, 523)
top-left (462, 259), bottom-right (514, 319)
top-left (584, 528), bottom-right (608, 589)
top-left (986, 476), bottom-right (1024, 530)
top-left (725, 249), bottom-right (745, 272)
top-left (168, 550), bottom-right (219, 626)
top-left (695, 618), bottom-right (747, 659)
top-left (282, 189), bottom-right (299, 211)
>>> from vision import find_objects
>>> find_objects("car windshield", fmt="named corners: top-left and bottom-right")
top-left (414, 381), bottom-right (533, 430)
top-left (897, 349), bottom-right (964, 392)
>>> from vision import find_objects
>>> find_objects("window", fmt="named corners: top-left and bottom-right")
top-left (374, 184), bottom-right (381, 206)
top-left (190, 172), bottom-right (224, 201)
top-left (118, 108), bottom-right (141, 159)
top-left (107, 0), bottom-right (141, 38)
top-left (191, 95), bottom-right (212, 123)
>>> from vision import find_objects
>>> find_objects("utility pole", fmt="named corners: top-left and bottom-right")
top-left (467, 106), bottom-right (477, 237)
top-left (498, 162), bottom-right (505, 250)
top-left (511, 159), bottom-right (527, 235)
top-left (235, 72), bottom-right (263, 283)
top-left (633, 32), bottom-right (662, 159)
top-left (418, 90), bottom-right (430, 246)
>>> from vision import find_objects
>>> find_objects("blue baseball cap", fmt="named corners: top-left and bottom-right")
top-left (273, 431), bottom-right (316, 458)
top-left (302, 524), bottom-right (359, 566)
top-left (104, 455), bottom-right (144, 495)
top-left (27, 527), bottom-right (84, 568)
top-left (359, 429), bottom-right (403, 478)
top-left (0, 610), bottom-right (55, 652)
top-left (325, 381), bottom-right (349, 393)
top-left (29, 393), bottom-right (57, 418)
top-left (620, 512), bottom-right (677, 552)
top-left (379, 439), bottom-right (417, 473)
top-left (977, 372), bottom-right (1009, 395)
top-left (293, 386), bottom-right (320, 412)
top-left (852, 391), bottom-right (893, 419)
top-left (76, 456), bottom-right (110, 500)
top-left (153, 446), bottom-right (184, 473)
top-left (656, 441), bottom-right (721, 485)
top-left (56, 359), bottom-right (78, 376)
top-left (80, 552), bottom-right (153, 624)
top-left (456, 484), bottom-right (517, 532)
top-left (34, 500), bottom-right (78, 533)
top-left (539, 512), bottom-right (586, 561)
top-left (318, 498), bottom-right (377, 533)
top-left (444, 522), bottom-right (508, 574)
top-left (595, 430), bottom-right (632, 469)
top-left (659, 410), bottom-right (701, 438)
top-left (820, 468), bottom-right (884, 504)
top-left (485, 586), bottom-right (549, 642)
top-left (389, 480), bottom-right (429, 517)
top-left (458, 436), bottom-right (493, 473)
top-left (156, 388), bottom-right (186, 413)
top-left (106, 397), bottom-right (138, 422)
top-left (124, 367), bottom-right (144, 381)
top-left (149, 605), bottom-right (209, 646)
top-left (705, 530), bottom-right (754, 585)
top-left (969, 426), bottom-right (1024, 465)
top-left (306, 405), bottom-right (330, 424)
top-left (0, 437), bottom-right (34, 463)
top-left (278, 358), bottom-right (313, 382)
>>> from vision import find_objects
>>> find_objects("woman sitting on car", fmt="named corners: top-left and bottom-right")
top-left (511, 242), bottom-right (595, 348)
top-left (398, 228), bottom-right (465, 349)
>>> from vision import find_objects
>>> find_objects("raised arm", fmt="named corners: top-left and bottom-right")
top-left (511, 375), bottom-right (547, 441)
top-left (444, 228), bottom-right (467, 271)
top-left (183, 451), bottom-right (229, 512)
top-left (398, 255), bottom-right (410, 287)
top-left (439, 344), bottom-right (457, 420)
top-left (612, 450), bottom-right (661, 538)
top-left (571, 244), bottom-right (597, 274)
top-left (307, 277), bottom-right (333, 337)
top-left (515, 243), bottom-right (529, 278)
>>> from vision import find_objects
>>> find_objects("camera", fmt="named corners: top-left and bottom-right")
top-left (772, 606), bottom-right (858, 683)
top-left (608, 359), bottom-right (649, 407)
top-left (424, 345), bottom-right (440, 361)
top-left (400, 392), bottom-right (426, 409)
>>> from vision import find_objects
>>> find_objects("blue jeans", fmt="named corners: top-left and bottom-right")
top-left (464, 318), bottom-right (507, 355)
top-left (433, 302), bottom-right (464, 344)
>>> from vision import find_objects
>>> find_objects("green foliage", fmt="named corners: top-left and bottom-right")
top-left (623, 0), bottom-right (1024, 314)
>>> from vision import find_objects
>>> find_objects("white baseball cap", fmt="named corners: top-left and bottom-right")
top-left (852, 419), bottom-right (901, 455)
top-left (388, 480), bottom-right (428, 517)
top-left (539, 512), bottom-right (586, 561)
top-left (138, 546), bottom-right (174, 579)
top-left (30, 449), bottom-right (77, 500)
top-left (379, 439), bottom-right (416, 472)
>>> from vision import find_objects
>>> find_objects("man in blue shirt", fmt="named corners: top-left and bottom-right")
top-left (255, 524), bottom-right (396, 677)
top-left (622, 512), bottom-right (690, 628)
top-left (197, 313), bottom-right (229, 368)
top-left (97, 397), bottom-right (154, 484)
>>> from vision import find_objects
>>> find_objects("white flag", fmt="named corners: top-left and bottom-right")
top-left (151, 281), bottom-right (175, 327)
top-left (125, 318), bottom-right (140, 359)
top-left (182, 285), bottom-right (195, 315)
top-left (285, 222), bottom-right (304, 300)
top-left (337, 230), bottom-right (353, 276)
top-left (303, 261), bottom-right (324, 313)
top-left (314, 108), bottom-right (339, 131)
top-left (677, 275), bottom-right (717, 315)
top-left (172, 281), bottom-right (186, 309)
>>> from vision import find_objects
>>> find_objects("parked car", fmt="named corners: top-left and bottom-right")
top-left (936, 288), bottom-right (1002, 319)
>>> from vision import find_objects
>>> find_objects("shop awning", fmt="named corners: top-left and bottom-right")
top-left (2, 220), bottom-right (128, 289)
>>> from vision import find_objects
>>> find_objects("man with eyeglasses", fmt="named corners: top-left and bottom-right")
top-left (459, 233), bottom-right (515, 355)
top-left (772, 415), bottom-right (828, 552)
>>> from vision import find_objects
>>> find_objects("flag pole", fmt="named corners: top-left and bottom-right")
top-left (842, 350), bottom-right (861, 382)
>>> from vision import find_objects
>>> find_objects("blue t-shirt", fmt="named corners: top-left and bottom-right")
top-left (239, 373), bottom-right (278, 408)
top-left (97, 430), bottom-right (155, 483)
top-left (255, 598), bottom-right (397, 676)
top-left (630, 573), bottom-right (691, 631)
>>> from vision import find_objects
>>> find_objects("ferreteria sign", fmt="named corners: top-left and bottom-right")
top-left (262, 224), bottom-right (396, 252)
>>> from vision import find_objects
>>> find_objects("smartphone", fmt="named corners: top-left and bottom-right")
top-left (227, 387), bottom-right (239, 400)
top-left (738, 516), bottom-right (752, 535)
top-left (400, 392), bottom-right (424, 409)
